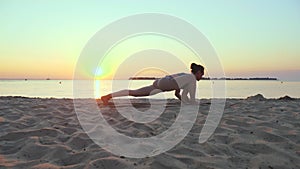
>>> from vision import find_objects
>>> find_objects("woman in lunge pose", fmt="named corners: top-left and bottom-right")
top-left (101, 63), bottom-right (204, 105)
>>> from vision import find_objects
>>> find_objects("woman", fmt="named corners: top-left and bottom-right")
top-left (101, 63), bottom-right (204, 105)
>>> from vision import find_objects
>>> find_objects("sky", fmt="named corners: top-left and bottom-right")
top-left (0, 0), bottom-right (299, 81)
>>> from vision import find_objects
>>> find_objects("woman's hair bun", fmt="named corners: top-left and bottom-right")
top-left (190, 63), bottom-right (197, 69)
top-left (190, 63), bottom-right (204, 74)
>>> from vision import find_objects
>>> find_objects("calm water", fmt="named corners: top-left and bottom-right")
top-left (0, 80), bottom-right (299, 99)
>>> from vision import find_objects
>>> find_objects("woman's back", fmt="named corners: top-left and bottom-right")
top-left (167, 72), bottom-right (196, 89)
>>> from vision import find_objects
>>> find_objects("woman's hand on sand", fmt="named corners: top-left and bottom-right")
top-left (189, 100), bottom-right (199, 105)
top-left (181, 99), bottom-right (198, 105)
top-left (185, 100), bottom-right (198, 105)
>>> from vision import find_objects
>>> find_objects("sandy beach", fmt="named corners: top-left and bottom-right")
top-left (0, 95), bottom-right (299, 169)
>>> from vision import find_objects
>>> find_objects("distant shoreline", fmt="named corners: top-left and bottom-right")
top-left (0, 94), bottom-right (298, 99)
top-left (129, 77), bottom-right (278, 81)
top-left (0, 77), bottom-right (279, 81)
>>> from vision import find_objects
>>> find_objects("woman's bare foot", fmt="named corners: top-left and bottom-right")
top-left (101, 94), bottom-right (111, 105)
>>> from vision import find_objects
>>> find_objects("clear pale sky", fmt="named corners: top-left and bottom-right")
top-left (1, 0), bottom-right (299, 81)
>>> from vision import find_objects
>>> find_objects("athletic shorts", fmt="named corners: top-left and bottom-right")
top-left (153, 77), bottom-right (179, 91)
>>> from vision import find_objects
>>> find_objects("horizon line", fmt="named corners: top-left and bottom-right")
top-left (0, 76), bottom-right (280, 81)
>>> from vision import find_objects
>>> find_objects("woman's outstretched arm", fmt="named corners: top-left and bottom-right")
top-left (188, 82), bottom-right (196, 103)
top-left (181, 82), bottom-right (196, 104)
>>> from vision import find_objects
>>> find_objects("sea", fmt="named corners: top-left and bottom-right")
top-left (0, 80), bottom-right (299, 99)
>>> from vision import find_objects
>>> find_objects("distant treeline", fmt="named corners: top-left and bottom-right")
top-left (129, 77), bottom-right (158, 80)
top-left (201, 77), bottom-right (278, 80)
top-left (129, 77), bottom-right (278, 80)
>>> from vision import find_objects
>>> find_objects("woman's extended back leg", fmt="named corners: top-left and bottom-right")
top-left (129, 85), bottom-right (161, 97)
top-left (101, 85), bottom-right (162, 105)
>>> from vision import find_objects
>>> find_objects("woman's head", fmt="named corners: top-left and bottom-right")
top-left (190, 63), bottom-right (204, 81)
